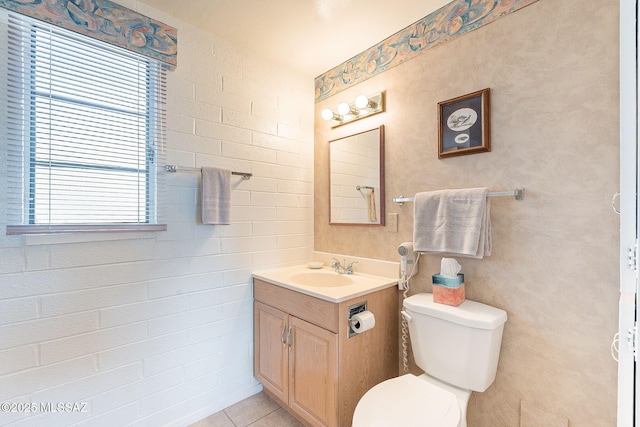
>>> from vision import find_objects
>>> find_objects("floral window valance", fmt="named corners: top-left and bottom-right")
top-left (0, 0), bottom-right (177, 68)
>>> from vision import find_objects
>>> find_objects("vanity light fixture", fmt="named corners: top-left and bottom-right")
top-left (321, 92), bottom-right (385, 128)
top-left (321, 108), bottom-right (343, 121)
top-left (337, 101), bottom-right (358, 116)
top-left (354, 94), bottom-right (376, 109)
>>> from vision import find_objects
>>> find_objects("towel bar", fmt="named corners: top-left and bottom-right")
top-left (393, 187), bottom-right (525, 204)
top-left (164, 165), bottom-right (252, 180)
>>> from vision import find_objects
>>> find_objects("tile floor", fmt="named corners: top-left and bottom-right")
top-left (189, 392), bottom-right (303, 427)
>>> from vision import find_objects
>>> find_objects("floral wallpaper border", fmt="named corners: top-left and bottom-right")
top-left (315, 0), bottom-right (540, 102)
top-left (0, 0), bottom-right (177, 67)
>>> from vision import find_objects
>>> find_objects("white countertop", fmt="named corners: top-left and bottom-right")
top-left (252, 265), bottom-right (399, 303)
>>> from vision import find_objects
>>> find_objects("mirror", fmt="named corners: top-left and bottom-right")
top-left (329, 125), bottom-right (385, 225)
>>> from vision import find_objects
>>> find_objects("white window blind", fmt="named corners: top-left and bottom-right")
top-left (4, 11), bottom-right (167, 235)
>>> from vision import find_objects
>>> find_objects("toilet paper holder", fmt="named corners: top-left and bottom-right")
top-left (347, 301), bottom-right (368, 338)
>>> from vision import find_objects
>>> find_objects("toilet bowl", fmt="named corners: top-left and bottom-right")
top-left (353, 373), bottom-right (471, 427)
top-left (352, 293), bottom-right (507, 427)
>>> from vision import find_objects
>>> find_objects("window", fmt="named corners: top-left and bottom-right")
top-left (4, 11), bottom-right (166, 234)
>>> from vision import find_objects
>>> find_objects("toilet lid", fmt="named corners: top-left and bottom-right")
top-left (353, 374), bottom-right (461, 427)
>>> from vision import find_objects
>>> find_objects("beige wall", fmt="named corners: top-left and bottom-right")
top-left (315, 1), bottom-right (619, 426)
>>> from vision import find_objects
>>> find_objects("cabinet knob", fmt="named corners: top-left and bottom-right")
top-left (281, 323), bottom-right (288, 347)
top-left (286, 326), bottom-right (293, 348)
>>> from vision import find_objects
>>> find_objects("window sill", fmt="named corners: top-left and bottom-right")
top-left (6, 224), bottom-right (168, 235)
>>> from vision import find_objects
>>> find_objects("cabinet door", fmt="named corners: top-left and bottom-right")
top-left (288, 316), bottom-right (338, 427)
top-left (254, 301), bottom-right (288, 403)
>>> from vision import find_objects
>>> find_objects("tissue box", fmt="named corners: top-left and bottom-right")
top-left (432, 274), bottom-right (465, 306)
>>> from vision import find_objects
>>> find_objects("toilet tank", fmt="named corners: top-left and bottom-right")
top-left (403, 293), bottom-right (507, 392)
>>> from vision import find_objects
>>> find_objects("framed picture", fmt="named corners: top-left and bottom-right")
top-left (438, 88), bottom-right (490, 159)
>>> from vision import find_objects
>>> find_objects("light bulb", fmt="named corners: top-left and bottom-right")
top-left (337, 102), bottom-right (351, 116)
top-left (321, 108), bottom-right (335, 121)
top-left (354, 95), bottom-right (370, 109)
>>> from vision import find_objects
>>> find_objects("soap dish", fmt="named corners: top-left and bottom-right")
top-left (307, 261), bottom-right (324, 269)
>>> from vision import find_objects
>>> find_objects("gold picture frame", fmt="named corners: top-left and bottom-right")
top-left (438, 88), bottom-right (491, 159)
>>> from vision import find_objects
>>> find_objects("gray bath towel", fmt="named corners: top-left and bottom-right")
top-left (201, 167), bottom-right (231, 225)
top-left (412, 188), bottom-right (491, 258)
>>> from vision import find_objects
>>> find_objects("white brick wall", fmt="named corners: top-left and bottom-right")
top-left (0, 1), bottom-right (314, 425)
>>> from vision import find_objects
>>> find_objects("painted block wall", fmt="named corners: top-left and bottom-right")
top-left (0, 1), bottom-right (314, 425)
top-left (315, 1), bottom-right (619, 426)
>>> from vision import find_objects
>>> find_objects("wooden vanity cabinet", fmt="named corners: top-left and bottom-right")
top-left (253, 279), bottom-right (398, 427)
top-left (255, 301), bottom-right (338, 426)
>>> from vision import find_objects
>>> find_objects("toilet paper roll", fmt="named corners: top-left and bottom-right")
top-left (350, 311), bottom-right (375, 334)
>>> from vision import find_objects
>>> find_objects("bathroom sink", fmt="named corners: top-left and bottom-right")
top-left (253, 263), bottom-right (399, 302)
top-left (289, 272), bottom-right (353, 287)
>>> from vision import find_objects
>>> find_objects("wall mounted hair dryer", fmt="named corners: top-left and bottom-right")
top-left (397, 242), bottom-right (418, 276)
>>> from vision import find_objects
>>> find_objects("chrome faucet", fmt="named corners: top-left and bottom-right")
top-left (331, 258), bottom-right (358, 275)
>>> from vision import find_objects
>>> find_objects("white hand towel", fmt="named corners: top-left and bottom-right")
top-left (201, 167), bottom-right (231, 225)
top-left (412, 187), bottom-right (491, 259)
top-left (368, 188), bottom-right (377, 222)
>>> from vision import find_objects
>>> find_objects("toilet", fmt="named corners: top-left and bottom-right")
top-left (353, 293), bottom-right (507, 427)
